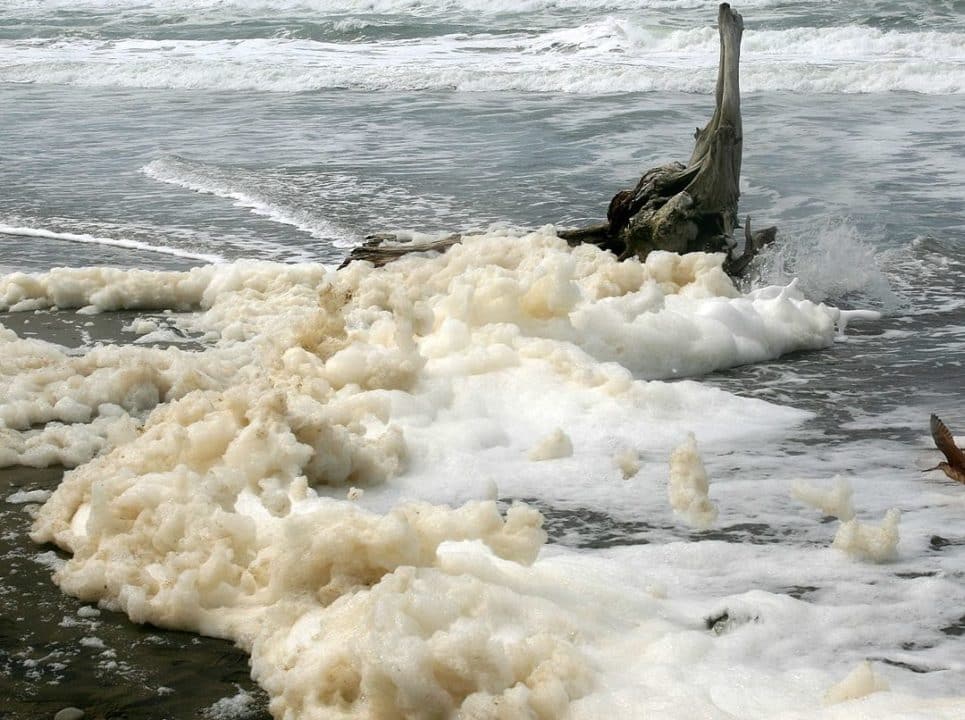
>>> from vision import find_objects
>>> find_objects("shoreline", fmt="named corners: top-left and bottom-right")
top-left (0, 310), bottom-right (269, 720)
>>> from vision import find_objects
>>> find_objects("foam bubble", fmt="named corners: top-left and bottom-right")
top-left (6, 488), bottom-right (53, 504)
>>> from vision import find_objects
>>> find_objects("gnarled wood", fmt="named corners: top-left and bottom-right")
top-left (341, 3), bottom-right (777, 277)
top-left (339, 233), bottom-right (461, 269)
top-left (722, 216), bottom-right (776, 277)
top-left (608, 3), bottom-right (745, 261)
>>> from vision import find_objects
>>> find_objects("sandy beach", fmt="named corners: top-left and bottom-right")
top-left (0, 309), bottom-right (268, 720)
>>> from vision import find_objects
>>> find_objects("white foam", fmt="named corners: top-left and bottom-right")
top-left (3, 227), bottom-right (961, 717)
top-left (203, 687), bottom-right (259, 720)
top-left (0, 224), bottom-right (224, 265)
top-left (6, 488), bottom-right (52, 504)
top-left (2, 0), bottom-right (765, 13)
top-left (142, 158), bottom-right (354, 245)
top-left (2, 23), bottom-right (963, 94)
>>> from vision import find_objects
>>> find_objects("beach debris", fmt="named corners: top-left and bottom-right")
top-left (668, 433), bottom-right (718, 529)
top-left (824, 661), bottom-right (889, 705)
top-left (832, 508), bottom-right (900, 563)
top-left (926, 414), bottom-right (965, 483)
top-left (341, 4), bottom-right (775, 278)
top-left (528, 427), bottom-right (574, 461)
top-left (929, 534), bottom-right (962, 550)
top-left (603, 3), bottom-right (760, 270)
top-left (705, 608), bottom-right (759, 636)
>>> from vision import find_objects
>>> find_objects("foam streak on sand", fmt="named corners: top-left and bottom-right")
top-left (0, 224), bottom-right (225, 265)
top-left (1, 228), bottom-right (959, 718)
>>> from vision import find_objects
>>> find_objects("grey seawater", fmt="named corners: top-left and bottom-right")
top-left (4, 86), bottom-right (963, 264)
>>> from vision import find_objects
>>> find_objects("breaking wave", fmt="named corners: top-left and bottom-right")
top-left (3, 21), bottom-right (963, 93)
top-left (754, 220), bottom-right (902, 311)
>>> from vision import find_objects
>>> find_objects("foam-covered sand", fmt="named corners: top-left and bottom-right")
top-left (3, 228), bottom-right (961, 718)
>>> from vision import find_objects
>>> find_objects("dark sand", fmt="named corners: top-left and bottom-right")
top-left (0, 310), bottom-right (269, 720)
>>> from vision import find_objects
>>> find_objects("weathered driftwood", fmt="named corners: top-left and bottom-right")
top-left (605, 2), bottom-right (775, 272)
top-left (340, 233), bottom-right (462, 268)
top-left (340, 3), bottom-right (775, 275)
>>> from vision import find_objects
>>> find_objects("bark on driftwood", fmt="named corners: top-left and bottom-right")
top-left (340, 3), bottom-right (775, 275)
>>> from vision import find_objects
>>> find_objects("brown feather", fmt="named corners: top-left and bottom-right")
top-left (930, 415), bottom-right (965, 472)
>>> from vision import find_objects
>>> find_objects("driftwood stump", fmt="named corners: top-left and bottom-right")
top-left (341, 3), bottom-right (775, 275)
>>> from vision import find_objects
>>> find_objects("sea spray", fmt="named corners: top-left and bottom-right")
top-left (755, 220), bottom-right (902, 310)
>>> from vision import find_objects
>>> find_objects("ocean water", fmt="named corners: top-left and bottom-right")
top-left (1, 1), bottom-right (965, 718)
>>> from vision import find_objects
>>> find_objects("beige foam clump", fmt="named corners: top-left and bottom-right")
top-left (0, 265), bottom-right (212, 313)
top-left (1, 412), bottom-right (139, 469)
top-left (528, 428), bottom-right (574, 461)
top-left (824, 661), bottom-right (890, 705)
top-left (519, 260), bottom-right (581, 320)
top-left (251, 564), bottom-right (592, 720)
top-left (125, 318), bottom-right (159, 335)
top-left (792, 476), bottom-right (855, 520)
top-left (668, 433), bottom-right (717, 529)
top-left (569, 242), bottom-right (647, 300)
top-left (1, 227), bottom-right (861, 718)
top-left (833, 508), bottom-right (901, 563)
top-left (644, 250), bottom-right (740, 299)
top-left (615, 448), bottom-right (641, 479)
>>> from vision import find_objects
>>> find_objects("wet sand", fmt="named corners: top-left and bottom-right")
top-left (0, 309), bottom-right (269, 720)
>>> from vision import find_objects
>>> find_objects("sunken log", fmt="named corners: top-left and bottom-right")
top-left (340, 3), bottom-right (775, 275)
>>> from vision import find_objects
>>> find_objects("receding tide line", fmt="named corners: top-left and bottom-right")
top-left (0, 224), bottom-right (224, 265)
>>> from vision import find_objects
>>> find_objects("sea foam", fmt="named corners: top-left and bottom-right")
top-left (2, 228), bottom-right (959, 717)
top-left (2, 23), bottom-right (963, 94)
top-left (0, 224), bottom-right (224, 265)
